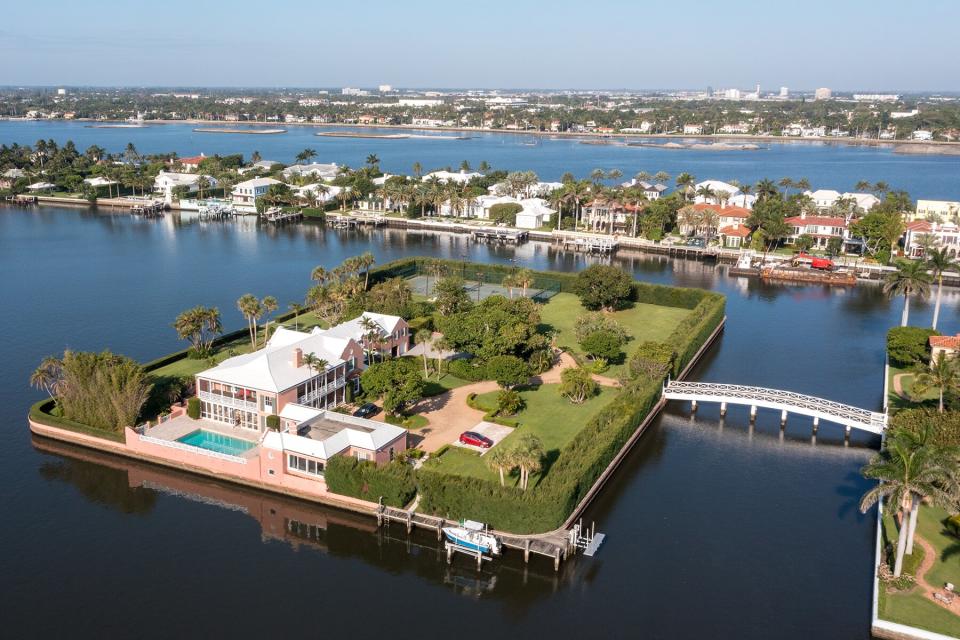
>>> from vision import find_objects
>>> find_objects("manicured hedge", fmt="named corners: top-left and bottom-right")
top-left (448, 358), bottom-right (488, 382)
top-left (418, 378), bottom-right (663, 533)
top-left (29, 398), bottom-right (126, 443)
top-left (887, 326), bottom-right (938, 368)
top-left (324, 456), bottom-right (416, 507)
top-left (187, 397), bottom-right (201, 419)
top-left (662, 292), bottom-right (726, 377)
top-left (890, 408), bottom-right (960, 447)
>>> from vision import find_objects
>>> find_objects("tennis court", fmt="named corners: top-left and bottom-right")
top-left (406, 274), bottom-right (558, 303)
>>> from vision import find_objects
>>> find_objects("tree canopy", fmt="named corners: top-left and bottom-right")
top-left (572, 264), bottom-right (634, 311)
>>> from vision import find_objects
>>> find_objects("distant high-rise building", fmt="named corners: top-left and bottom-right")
top-left (814, 87), bottom-right (832, 100)
top-left (57, 88), bottom-right (66, 95)
top-left (780, 86), bottom-right (789, 98)
top-left (378, 84), bottom-right (393, 93)
top-left (723, 88), bottom-right (741, 100)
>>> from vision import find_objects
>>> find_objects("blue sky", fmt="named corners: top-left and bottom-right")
top-left (2, 0), bottom-right (957, 91)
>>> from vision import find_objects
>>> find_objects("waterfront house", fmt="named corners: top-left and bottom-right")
top-left (175, 154), bottom-right (206, 173)
top-left (195, 327), bottom-right (363, 431)
top-left (154, 171), bottom-right (218, 203)
top-left (911, 199), bottom-right (960, 223)
top-left (514, 199), bottom-right (555, 229)
top-left (678, 204), bottom-right (750, 240)
top-left (930, 334), bottom-right (960, 363)
top-left (237, 160), bottom-right (283, 175)
top-left (620, 178), bottom-right (669, 201)
top-left (719, 224), bottom-right (751, 248)
top-left (321, 312), bottom-right (410, 362)
top-left (693, 180), bottom-right (744, 206)
top-left (421, 169), bottom-right (482, 184)
top-left (803, 190), bottom-right (879, 212)
top-left (0, 167), bottom-right (26, 188)
top-left (903, 220), bottom-right (960, 258)
top-left (232, 177), bottom-right (283, 213)
top-left (282, 163), bottom-right (340, 182)
top-left (783, 212), bottom-right (849, 249)
top-left (581, 198), bottom-right (642, 233)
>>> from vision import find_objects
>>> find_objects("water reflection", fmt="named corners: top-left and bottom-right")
top-left (31, 435), bottom-right (573, 599)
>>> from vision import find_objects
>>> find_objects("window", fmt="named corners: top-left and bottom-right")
top-left (287, 454), bottom-right (324, 477)
top-left (356, 451), bottom-right (371, 461)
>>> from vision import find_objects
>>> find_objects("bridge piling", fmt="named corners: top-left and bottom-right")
top-left (780, 409), bottom-right (788, 426)
top-left (691, 400), bottom-right (698, 412)
top-left (720, 401), bottom-right (727, 416)
top-left (749, 405), bottom-right (757, 421)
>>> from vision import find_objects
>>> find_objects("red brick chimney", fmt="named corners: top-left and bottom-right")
top-left (293, 348), bottom-right (303, 368)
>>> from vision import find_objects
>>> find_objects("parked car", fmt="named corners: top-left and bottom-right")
top-left (353, 403), bottom-right (380, 418)
top-left (459, 431), bottom-right (493, 448)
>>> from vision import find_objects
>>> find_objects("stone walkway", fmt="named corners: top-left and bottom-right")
top-left (534, 351), bottom-right (621, 388)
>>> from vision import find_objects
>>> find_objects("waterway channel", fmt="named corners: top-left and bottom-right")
top-left (2, 208), bottom-right (958, 638)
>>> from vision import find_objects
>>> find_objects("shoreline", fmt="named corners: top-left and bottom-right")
top-left (12, 117), bottom-right (960, 154)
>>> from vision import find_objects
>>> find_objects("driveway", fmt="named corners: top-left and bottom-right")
top-left (408, 380), bottom-right (498, 452)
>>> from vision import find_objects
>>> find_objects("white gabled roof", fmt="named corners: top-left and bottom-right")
top-left (234, 177), bottom-right (283, 189)
top-left (198, 327), bottom-right (352, 392)
top-left (323, 312), bottom-right (403, 341)
top-left (279, 403), bottom-right (324, 423)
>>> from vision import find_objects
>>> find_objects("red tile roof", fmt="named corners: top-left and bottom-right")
top-left (689, 203), bottom-right (751, 218)
top-left (930, 334), bottom-right (960, 349)
top-left (180, 155), bottom-right (205, 165)
top-left (906, 220), bottom-right (932, 232)
top-left (719, 224), bottom-right (751, 237)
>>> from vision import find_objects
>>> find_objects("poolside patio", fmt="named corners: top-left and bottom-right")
top-left (143, 415), bottom-right (261, 453)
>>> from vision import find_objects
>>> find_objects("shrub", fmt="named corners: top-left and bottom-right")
top-left (361, 359), bottom-right (424, 413)
top-left (573, 265), bottom-right (634, 311)
top-left (559, 367), bottom-right (597, 404)
top-left (187, 397), bottom-right (201, 420)
top-left (574, 312), bottom-right (629, 343)
top-left (887, 326), bottom-right (938, 367)
top-left (528, 349), bottom-right (555, 374)
top-left (324, 456), bottom-right (416, 507)
top-left (485, 354), bottom-right (531, 388)
top-left (449, 358), bottom-right (488, 382)
top-left (890, 408), bottom-right (960, 447)
top-left (625, 341), bottom-right (676, 382)
top-left (496, 389), bottom-right (525, 416)
top-left (580, 330), bottom-right (624, 362)
top-left (947, 514), bottom-right (960, 538)
top-left (489, 202), bottom-right (523, 225)
top-left (266, 414), bottom-right (280, 431)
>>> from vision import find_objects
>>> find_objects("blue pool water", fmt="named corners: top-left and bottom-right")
top-left (177, 430), bottom-right (256, 456)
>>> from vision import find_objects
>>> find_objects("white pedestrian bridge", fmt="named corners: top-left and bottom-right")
top-left (662, 381), bottom-right (887, 435)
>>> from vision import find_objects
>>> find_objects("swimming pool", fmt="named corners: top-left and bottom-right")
top-left (177, 430), bottom-right (256, 457)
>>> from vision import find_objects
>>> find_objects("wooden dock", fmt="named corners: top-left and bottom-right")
top-left (472, 227), bottom-right (528, 244)
top-left (375, 503), bottom-right (571, 570)
top-left (330, 213), bottom-right (386, 228)
top-left (261, 208), bottom-right (303, 223)
top-left (130, 201), bottom-right (166, 217)
top-left (4, 195), bottom-right (38, 205)
top-left (560, 234), bottom-right (618, 254)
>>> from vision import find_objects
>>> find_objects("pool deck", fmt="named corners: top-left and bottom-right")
top-left (144, 416), bottom-right (261, 458)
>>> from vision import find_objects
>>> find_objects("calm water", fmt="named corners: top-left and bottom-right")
top-left (3, 208), bottom-right (959, 639)
top-left (4, 120), bottom-right (960, 199)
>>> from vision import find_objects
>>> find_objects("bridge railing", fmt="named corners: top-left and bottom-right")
top-left (663, 381), bottom-right (887, 428)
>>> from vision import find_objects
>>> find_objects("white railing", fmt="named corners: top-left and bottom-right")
top-left (663, 380), bottom-right (887, 433)
top-left (138, 434), bottom-right (249, 464)
top-left (299, 377), bottom-right (346, 404)
top-left (199, 390), bottom-right (257, 412)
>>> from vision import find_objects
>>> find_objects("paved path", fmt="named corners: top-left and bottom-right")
top-left (408, 379), bottom-right (499, 452)
top-left (892, 373), bottom-right (911, 400)
top-left (912, 534), bottom-right (960, 615)
top-left (534, 351), bottom-right (621, 387)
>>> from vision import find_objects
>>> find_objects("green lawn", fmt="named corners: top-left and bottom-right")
top-left (426, 383), bottom-right (616, 486)
top-left (877, 505), bottom-right (960, 637)
top-left (888, 364), bottom-right (940, 412)
top-left (539, 292), bottom-right (690, 376)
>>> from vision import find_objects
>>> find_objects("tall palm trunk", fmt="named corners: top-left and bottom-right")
top-left (933, 275), bottom-right (944, 330)
top-left (893, 503), bottom-right (909, 577)
top-left (906, 495), bottom-right (920, 555)
top-left (901, 294), bottom-right (910, 327)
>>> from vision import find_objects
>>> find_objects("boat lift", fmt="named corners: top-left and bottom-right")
top-left (569, 519), bottom-right (606, 557)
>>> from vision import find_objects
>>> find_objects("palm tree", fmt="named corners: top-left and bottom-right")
top-left (236, 293), bottom-right (262, 348)
top-left (515, 268), bottom-right (534, 297)
top-left (754, 178), bottom-right (778, 201)
top-left (634, 170), bottom-right (652, 184)
top-left (358, 251), bottom-right (376, 289)
top-left (590, 168), bottom-right (606, 187)
top-left (913, 352), bottom-right (960, 413)
top-left (310, 265), bottom-right (329, 285)
top-left (197, 175), bottom-right (211, 200)
top-left (288, 302), bottom-right (304, 330)
top-left (926, 248), bottom-right (957, 331)
top-left (654, 170), bottom-right (671, 185)
top-left (859, 427), bottom-right (959, 575)
top-left (855, 180), bottom-right (872, 192)
top-left (414, 329), bottom-right (433, 377)
top-left (501, 272), bottom-right (519, 298)
top-left (778, 177), bottom-right (794, 196)
top-left (548, 188), bottom-right (566, 231)
top-left (513, 435), bottom-right (545, 490)
top-left (883, 260), bottom-right (932, 326)
top-left (487, 446), bottom-right (515, 487)
top-left (296, 148), bottom-right (317, 165)
top-left (675, 172), bottom-right (695, 200)
top-left (301, 353), bottom-right (330, 405)
top-left (412, 162), bottom-right (422, 179)
top-left (30, 356), bottom-right (63, 400)
top-left (695, 184), bottom-right (716, 204)
top-left (260, 296), bottom-right (278, 345)
top-left (365, 154), bottom-right (380, 170)
top-left (565, 180), bottom-right (591, 231)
